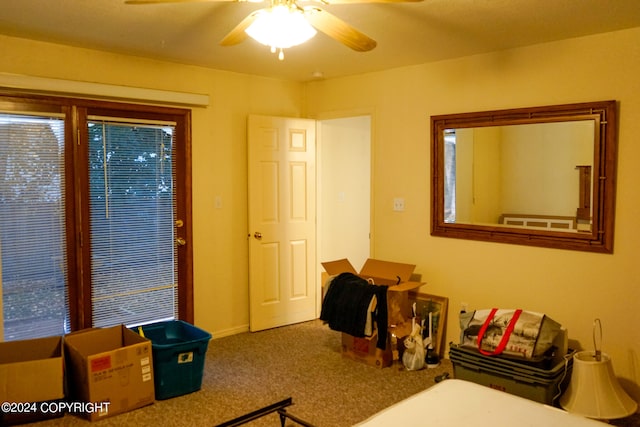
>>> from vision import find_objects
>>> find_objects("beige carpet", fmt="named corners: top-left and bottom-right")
top-left (29, 320), bottom-right (453, 426)
top-left (25, 319), bottom-right (640, 426)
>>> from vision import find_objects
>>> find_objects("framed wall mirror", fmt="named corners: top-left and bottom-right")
top-left (430, 101), bottom-right (617, 253)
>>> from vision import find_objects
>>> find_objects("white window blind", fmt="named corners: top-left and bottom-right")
top-left (0, 112), bottom-right (69, 340)
top-left (88, 118), bottom-right (178, 328)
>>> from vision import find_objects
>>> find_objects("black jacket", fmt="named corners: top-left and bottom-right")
top-left (320, 272), bottom-right (388, 350)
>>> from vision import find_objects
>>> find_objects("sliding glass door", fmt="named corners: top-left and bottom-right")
top-left (0, 95), bottom-right (193, 341)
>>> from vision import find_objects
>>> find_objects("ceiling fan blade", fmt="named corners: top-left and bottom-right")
top-left (304, 7), bottom-right (376, 52)
top-left (319, 0), bottom-right (423, 3)
top-left (220, 11), bottom-right (259, 46)
top-left (125, 0), bottom-right (237, 4)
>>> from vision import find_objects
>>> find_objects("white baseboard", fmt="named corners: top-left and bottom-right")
top-left (212, 324), bottom-right (249, 339)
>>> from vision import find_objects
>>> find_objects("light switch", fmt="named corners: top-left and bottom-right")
top-left (215, 196), bottom-right (222, 209)
top-left (393, 198), bottom-right (405, 211)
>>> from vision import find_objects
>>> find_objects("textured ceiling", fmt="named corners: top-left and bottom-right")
top-left (1, 0), bottom-right (640, 82)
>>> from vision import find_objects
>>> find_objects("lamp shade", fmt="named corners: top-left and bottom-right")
top-left (245, 5), bottom-right (317, 49)
top-left (560, 351), bottom-right (637, 420)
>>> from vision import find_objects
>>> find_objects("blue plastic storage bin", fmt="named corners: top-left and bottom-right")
top-left (136, 320), bottom-right (212, 400)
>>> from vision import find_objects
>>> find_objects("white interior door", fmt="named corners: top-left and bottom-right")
top-left (247, 115), bottom-right (317, 332)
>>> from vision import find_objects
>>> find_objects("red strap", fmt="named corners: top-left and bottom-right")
top-left (477, 309), bottom-right (523, 356)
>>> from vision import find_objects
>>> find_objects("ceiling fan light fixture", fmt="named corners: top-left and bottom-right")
top-left (245, 5), bottom-right (317, 55)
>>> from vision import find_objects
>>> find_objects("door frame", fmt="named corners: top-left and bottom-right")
top-left (75, 102), bottom-right (194, 329)
top-left (315, 109), bottom-right (374, 315)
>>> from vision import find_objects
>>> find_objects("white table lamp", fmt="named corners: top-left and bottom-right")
top-left (560, 350), bottom-right (637, 420)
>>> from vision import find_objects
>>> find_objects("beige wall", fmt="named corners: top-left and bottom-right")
top-left (2, 24), bottom-right (640, 403)
top-left (305, 27), bottom-right (640, 402)
top-left (500, 121), bottom-right (593, 216)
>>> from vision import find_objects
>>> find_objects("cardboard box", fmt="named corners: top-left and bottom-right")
top-left (0, 336), bottom-right (65, 425)
top-left (322, 258), bottom-right (426, 366)
top-left (341, 330), bottom-right (393, 368)
top-left (64, 325), bottom-right (155, 421)
top-left (322, 258), bottom-right (425, 329)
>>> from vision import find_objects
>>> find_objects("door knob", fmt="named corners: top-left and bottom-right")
top-left (254, 232), bottom-right (262, 240)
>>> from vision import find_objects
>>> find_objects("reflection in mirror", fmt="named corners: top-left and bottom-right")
top-left (431, 101), bottom-right (617, 253)
top-left (444, 121), bottom-right (594, 232)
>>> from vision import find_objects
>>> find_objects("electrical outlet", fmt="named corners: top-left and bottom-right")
top-left (393, 198), bottom-right (405, 211)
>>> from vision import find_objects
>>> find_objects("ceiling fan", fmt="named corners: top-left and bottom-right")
top-left (125, 0), bottom-right (423, 60)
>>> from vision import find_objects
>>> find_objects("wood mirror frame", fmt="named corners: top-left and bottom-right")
top-left (430, 100), bottom-right (618, 253)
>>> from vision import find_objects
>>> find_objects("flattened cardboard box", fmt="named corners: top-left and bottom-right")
top-left (64, 325), bottom-right (154, 421)
top-left (0, 336), bottom-right (65, 425)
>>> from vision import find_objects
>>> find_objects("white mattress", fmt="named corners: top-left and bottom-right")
top-left (354, 379), bottom-right (607, 427)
